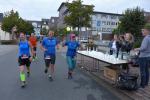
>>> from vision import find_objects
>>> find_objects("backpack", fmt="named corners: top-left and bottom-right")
top-left (117, 72), bottom-right (138, 91)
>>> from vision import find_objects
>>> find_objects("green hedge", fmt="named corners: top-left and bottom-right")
top-left (0, 40), bottom-right (18, 45)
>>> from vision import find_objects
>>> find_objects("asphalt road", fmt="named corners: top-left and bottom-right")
top-left (0, 45), bottom-right (121, 100)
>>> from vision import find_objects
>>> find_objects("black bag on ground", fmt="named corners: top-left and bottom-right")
top-left (128, 54), bottom-right (139, 67)
top-left (117, 72), bottom-right (138, 90)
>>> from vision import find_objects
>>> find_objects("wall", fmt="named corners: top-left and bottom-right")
top-left (57, 5), bottom-right (68, 29)
top-left (0, 24), bottom-right (10, 40)
top-left (91, 13), bottom-right (120, 37)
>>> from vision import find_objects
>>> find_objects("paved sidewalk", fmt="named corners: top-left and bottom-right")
top-left (0, 45), bottom-right (17, 56)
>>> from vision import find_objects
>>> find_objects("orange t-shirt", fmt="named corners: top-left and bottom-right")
top-left (29, 36), bottom-right (37, 47)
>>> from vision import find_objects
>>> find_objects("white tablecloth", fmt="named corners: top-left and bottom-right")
top-left (77, 50), bottom-right (128, 65)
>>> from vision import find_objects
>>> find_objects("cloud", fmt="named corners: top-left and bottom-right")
top-left (0, 0), bottom-right (149, 20)
top-left (83, 0), bottom-right (149, 13)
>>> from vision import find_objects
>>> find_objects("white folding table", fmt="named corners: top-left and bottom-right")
top-left (77, 50), bottom-right (129, 83)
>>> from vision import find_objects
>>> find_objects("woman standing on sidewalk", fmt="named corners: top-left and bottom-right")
top-left (63, 33), bottom-right (80, 79)
top-left (135, 23), bottom-right (150, 88)
top-left (109, 34), bottom-right (121, 57)
top-left (18, 32), bottom-right (33, 88)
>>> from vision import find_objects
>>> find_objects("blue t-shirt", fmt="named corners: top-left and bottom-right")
top-left (65, 41), bottom-right (80, 57)
top-left (42, 37), bottom-right (58, 56)
top-left (18, 41), bottom-right (30, 57)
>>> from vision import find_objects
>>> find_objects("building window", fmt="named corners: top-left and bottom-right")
top-left (102, 21), bottom-right (106, 25)
top-left (52, 19), bottom-right (55, 23)
top-left (102, 28), bottom-right (106, 32)
top-left (97, 21), bottom-right (101, 26)
top-left (101, 14), bottom-right (108, 19)
top-left (97, 28), bottom-right (101, 31)
top-left (107, 21), bottom-right (111, 25)
top-left (107, 28), bottom-right (112, 32)
top-left (92, 27), bottom-right (96, 31)
top-left (110, 15), bottom-right (117, 19)
top-left (111, 22), bottom-right (116, 25)
top-left (44, 22), bottom-right (46, 25)
top-left (92, 20), bottom-right (96, 26)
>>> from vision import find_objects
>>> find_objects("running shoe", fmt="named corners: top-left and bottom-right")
top-left (21, 81), bottom-right (26, 88)
top-left (27, 72), bottom-right (30, 77)
top-left (48, 75), bottom-right (53, 81)
top-left (44, 68), bottom-right (48, 73)
top-left (68, 72), bottom-right (73, 79)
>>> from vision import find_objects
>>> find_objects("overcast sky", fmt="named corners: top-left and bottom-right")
top-left (0, 0), bottom-right (149, 21)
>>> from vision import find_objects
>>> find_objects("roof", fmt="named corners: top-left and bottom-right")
top-left (58, 2), bottom-right (66, 11)
top-left (93, 11), bottom-right (122, 16)
top-left (144, 11), bottom-right (150, 17)
top-left (50, 17), bottom-right (59, 19)
top-left (41, 19), bottom-right (49, 25)
top-left (0, 13), bottom-right (3, 22)
top-left (27, 20), bottom-right (42, 25)
top-left (58, 2), bottom-right (94, 11)
top-left (42, 19), bottom-right (49, 22)
top-left (49, 17), bottom-right (59, 23)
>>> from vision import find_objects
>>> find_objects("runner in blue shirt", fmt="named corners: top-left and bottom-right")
top-left (18, 32), bottom-right (33, 88)
top-left (63, 33), bottom-right (80, 79)
top-left (41, 31), bottom-right (59, 81)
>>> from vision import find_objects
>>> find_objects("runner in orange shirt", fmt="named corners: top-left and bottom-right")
top-left (29, 33), bottom-right (37, 61)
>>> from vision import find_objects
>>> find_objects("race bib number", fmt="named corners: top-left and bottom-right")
top-left (45, 56), bottom-right (51, 59)
top-left (21, 55), bottom-right (28, 59)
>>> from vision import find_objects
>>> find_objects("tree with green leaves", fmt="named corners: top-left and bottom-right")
top-left (113, 7), bottom-right (145, 36)
top-left (112, 23), bottom-right (123, 35)
top-left (2, 10), bottom-right (19, 33)
top-left (2, 10), bottom-right (34, 39)
top-left (17, 18), bottom-right (34, 34)
top-left (41, 27), bottom-right (48, 36)
top-left (64, 0), bottom-right (93, 35)
top-left (112, 7), bottom-right (145, 48)
top-left (120, 7), bottom-right (145, 36)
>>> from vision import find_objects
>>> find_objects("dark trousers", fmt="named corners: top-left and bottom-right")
top-left (139, 57), bottom-right (150, 87)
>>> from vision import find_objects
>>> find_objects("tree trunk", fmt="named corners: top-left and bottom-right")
top-left (78, 26), bottom-right (80, 38)
top-left (86, 27), bottom-right (88, 38)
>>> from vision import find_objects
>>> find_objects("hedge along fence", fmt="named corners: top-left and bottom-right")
top-left (133, 37), bottom-right (143, 48)
top-left (0, 40), bottom-right (18, 45)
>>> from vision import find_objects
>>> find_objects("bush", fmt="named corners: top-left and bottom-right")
top-left (0, 40), bottom-right (18, 45)
top-left (133, 38), bottom-right (142, 48)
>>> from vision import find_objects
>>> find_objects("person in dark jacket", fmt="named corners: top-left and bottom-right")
top-left (109, 34), bottom-right (121, 57)
top-left (119, 33), bottom-right (134, 60)
top-left (121, 33), bottom-right (134, 53)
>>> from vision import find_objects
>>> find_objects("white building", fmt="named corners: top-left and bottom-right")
top-left (0, 13), bottom-right (10, 40)
top-left (91, 12), bottom-right (122, 39)
top-left (41, 19), bottom-right (49, 30)
top-left (28, 20), bottom-right (42, 36)
top-left (57, 2), bottom-right (122, 39)
top-left (0, 24), bottom-right (10, 40)
top-left (57, 2), bottom-right (68, 29)
top-left (144, 12), bottom-right (150, 23)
